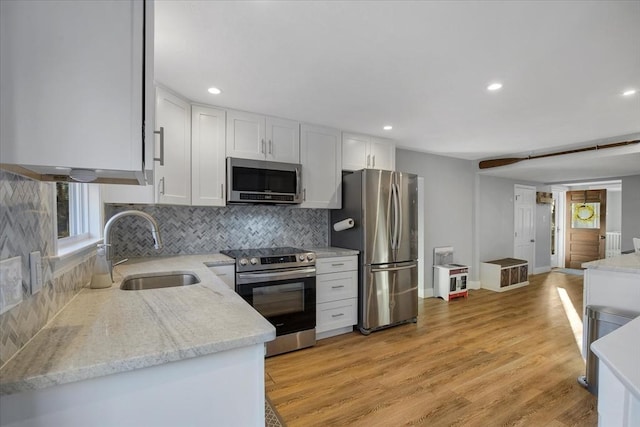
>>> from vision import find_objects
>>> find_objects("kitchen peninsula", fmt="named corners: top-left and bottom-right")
top-left (0, 255), bottom-right (275, 427)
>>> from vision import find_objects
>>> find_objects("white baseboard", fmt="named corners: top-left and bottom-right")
top-left (419, 287), bottom-right (434, 299)
top-left (534, 266), bottom-right (551, 274)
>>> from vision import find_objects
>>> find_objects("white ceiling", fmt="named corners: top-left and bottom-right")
top-left (154, 1), bottom-right (640, 183)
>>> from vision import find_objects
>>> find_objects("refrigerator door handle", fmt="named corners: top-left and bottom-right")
top-left (371, 263), bottom-right (416, 273)
top-left (394, 182), bottom-right (402, 250)
top-left (391, 182), bottom-right (400, 250)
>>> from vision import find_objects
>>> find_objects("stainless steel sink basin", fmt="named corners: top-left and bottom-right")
top-left (120, 272), bottom-right (200, 290)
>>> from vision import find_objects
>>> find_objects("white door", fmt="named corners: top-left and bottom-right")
top-left (266, 117), bottom-right (300, 163)
top-left (226, 110), bottom-right (265, 160)
top-left (191, 105), bottom-right (226, 206)
top-left (155, 87), bottom-right (191, 205)
top-left (342, 133), bottom-right (370, 170)
top-left (514, 185), bottom-right (536, 271)
top-left (299, 124), bottom-right (341, 209)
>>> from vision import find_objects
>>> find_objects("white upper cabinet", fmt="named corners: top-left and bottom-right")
top-left (342, 133), bottom-right (395, 171)
top-left (226, 110), bottom-right (299, 163)
top-left (191, 105), bottom-right (226, 206)
top-left (300, 124), bottom-right (342, 209)
top-left (0, 0), bottom-right (154, 184)
top-left (154, 87), bottom-right (191, 205)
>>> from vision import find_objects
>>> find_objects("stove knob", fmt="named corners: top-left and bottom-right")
top-left (299, 254), bottom-right (305, 261)
top-left (250, 257), bottom-right (258, 265)
top-left (239, 258), bottom-right (248, 266)
top-left (307, 254), bottom-right (314, 261)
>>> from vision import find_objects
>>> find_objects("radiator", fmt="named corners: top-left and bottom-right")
top-left (606, 232), bottom-right (621, 258)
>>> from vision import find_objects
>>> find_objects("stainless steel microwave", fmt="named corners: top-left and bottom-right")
top-left (226, 157), bottom-right (303, 204)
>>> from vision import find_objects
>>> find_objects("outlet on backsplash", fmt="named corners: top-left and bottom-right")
top-left (0, 256), bottom-right (23, 314)
top-left (30, 251), bottom-right (43, 294)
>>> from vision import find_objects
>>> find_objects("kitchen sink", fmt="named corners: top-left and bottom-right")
top-left (120, 272), bottom-right (200, 290)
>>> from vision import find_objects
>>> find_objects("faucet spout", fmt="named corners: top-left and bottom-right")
top-left (102, 210), bottom-right (163, 282)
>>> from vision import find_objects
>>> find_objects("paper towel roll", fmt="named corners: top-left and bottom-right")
top-left (333, 218), bottom-right (354, 232)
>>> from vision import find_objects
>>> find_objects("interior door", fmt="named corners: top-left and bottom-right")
top-left (565, 189), bottom-right (607, 269)
top-left (514, 185), bottom-right (536, 271)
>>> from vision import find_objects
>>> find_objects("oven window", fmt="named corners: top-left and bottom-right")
top-left (253, 282), bottom-right (305, 317)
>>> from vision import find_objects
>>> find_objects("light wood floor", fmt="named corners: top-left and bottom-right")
top-left (265, 271), bottom-right (597, 426)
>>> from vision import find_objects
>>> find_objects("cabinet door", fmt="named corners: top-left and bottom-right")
top-left (209, 265), bottom-right (235, 289)
top-left (299, 124), bottom-right (342, 208)
top-left (226, 110), bottom-right (266, 160)
top-left (267, 117), bottom-right (300, 163)
top-left (0, 0), bottom-right (150, 183)
top-left (342, 133), bottom-right (370, 171)
top-left (369, 137), bottom-right (396, 171)
top-left (155, 87), bottom-right (191, 205)
top-left (192, 105), bottom-right (226, 206)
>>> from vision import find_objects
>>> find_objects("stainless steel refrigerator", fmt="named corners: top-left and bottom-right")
top-left (330, 169), bottom-right (418, 334)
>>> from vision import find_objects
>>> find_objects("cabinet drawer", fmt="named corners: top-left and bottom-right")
top-left (208, 264), bottom-right (235, 289)
top-left (316, 299), bottom-right (357, 333)
top-left (316, 256), bottom-right (357, 274)
top-left (317, 270), bottom-right (357, 303)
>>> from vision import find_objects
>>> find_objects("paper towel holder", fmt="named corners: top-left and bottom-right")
top-left (333, 218), bottom-right (355, 232)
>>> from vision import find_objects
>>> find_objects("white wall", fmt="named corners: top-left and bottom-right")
top-left (396, 150), bottom-right (474, 291)
top-left (621, 175), bottom-right (640, 252)
top-left (607, 190), bottom-right (622, 232)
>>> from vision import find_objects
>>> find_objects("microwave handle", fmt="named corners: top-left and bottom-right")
top-left (296, 166), bottom-right (301, 197)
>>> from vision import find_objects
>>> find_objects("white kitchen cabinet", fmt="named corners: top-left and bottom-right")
top-left (154, 87), bottom-right (191, 205)
top-left (342, 133), bottom-right (395, 171)
top-left (316, 256), bottom-right (358, 339)
top-left (226, 110), bottom-right (299, 163)
top-left (0, 0), bottom-right (154, 184)
top-left (192, 105), bottom-right (226, 206)
top-left (299, 124), bottom-right (342, 209)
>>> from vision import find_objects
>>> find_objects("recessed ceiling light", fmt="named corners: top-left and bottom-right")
top-left (207, 87), bottom-right (222, 95)
top-left (487, 82), bottom-right (503, 91)
top-left (383, 125), bottom-right (393, 131)
top-left (622, 89), bottom-right (637, 96)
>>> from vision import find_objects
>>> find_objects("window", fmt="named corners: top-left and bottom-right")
top-left (56, 182), bottom-right (89, 242)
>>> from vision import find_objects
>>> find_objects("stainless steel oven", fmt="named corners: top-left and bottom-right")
top-left (221, 247), bottom-right (316, 357)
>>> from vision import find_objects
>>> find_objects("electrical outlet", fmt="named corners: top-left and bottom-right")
top-left (30, 251), bottom-right (43, 294)
top-left (0, 256), bottom-right (23, 314)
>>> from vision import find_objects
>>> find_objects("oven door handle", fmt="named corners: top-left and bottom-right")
top-left (236, 267), bottom-right (316, 283)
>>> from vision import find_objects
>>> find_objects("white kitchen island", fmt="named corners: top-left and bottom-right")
top-left (582, 253), bottom-right (640, 426)
top-left (0, 255), bottom-right (275, 427)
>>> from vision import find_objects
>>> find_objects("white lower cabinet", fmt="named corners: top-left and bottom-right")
top-left (316, 256), bottom-right (358, 339)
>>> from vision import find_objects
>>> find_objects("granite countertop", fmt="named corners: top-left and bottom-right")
top-left (591, 316), bottom-right (640, 399)
top-left (582, 252), bottom-right (640, 273)
top-left (304, 246), bottom-right (359, 258)
top-left (0, 254), bottom-right (275, 396)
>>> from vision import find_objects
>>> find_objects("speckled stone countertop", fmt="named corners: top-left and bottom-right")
top-left (0, 254), bottom-right (275, 396)
top-left (304, 246), bottom-right (359, 257)
top-left (582, 253), bottom-right (640, 273)
top-left (591, 316), bottom-right (640, 399)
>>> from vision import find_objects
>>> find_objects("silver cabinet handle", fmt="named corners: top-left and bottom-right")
top-left (261, 139), bottom-right (265, 154)
top-left (331, 313), bottom-right (345, 318)
top-left (303, 188), bottom-right (306, 201)
top-left (372, 155), bottom-right (376, 168)
top-left (220, 184), bottom-right (224, 199)
top-left (366, 154), bottom-right (371, 167)
top-left (154, 127), bottom-right (164, 166)
top-left (331, 285), bottom-right (345, 289)
top-left (159, 177), bottom-right (165, 195)
top-left (331, 263), bottom-right (344, 267)
top-left (268, 139), bottom-right (273, 154)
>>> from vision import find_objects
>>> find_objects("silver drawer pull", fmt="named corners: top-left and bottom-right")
top-left (331, 313), bottom-right (345, 318)
top-left (331, 285), bottom-right (345, 289)
top-left (331, 263), bottom-right (345, 267)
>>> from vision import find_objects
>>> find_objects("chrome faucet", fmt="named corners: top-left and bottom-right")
top-left (101, 210), bottom-right (163, 282)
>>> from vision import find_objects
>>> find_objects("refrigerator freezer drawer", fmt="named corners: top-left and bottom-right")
top-left (360, 262), bottom-right (418, 333)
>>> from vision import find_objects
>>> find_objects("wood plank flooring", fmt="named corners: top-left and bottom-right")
top-left (265, 271), bottom-right (597, 426)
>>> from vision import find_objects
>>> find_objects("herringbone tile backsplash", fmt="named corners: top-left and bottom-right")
top-left (105, 204), bottom-right (329, 258)
top-left (0, 171), bottom-right (94, 365)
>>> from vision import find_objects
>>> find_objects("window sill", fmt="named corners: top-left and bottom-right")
top-left (51, 237), bottom-right (103, 276)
